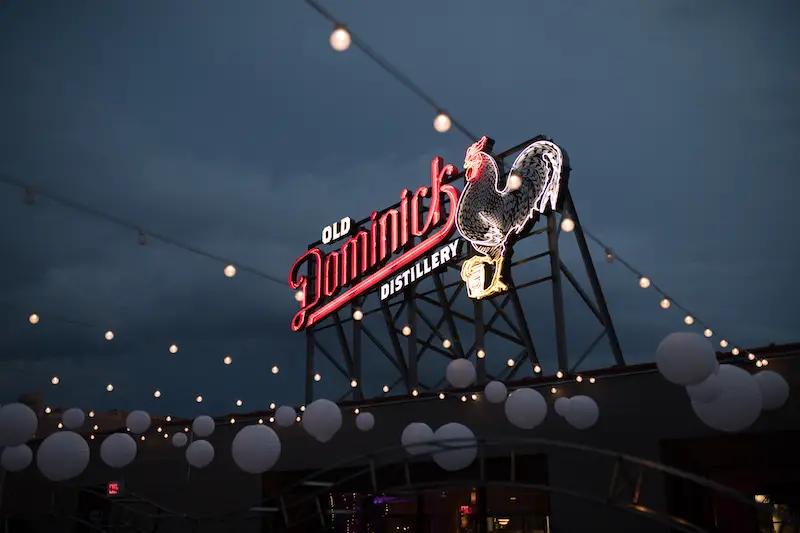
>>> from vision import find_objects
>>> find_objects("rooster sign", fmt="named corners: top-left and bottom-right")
top-left (455, 136), bottom-right (568, 299)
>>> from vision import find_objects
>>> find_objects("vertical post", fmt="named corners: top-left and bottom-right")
top-left (406, 286), bottom-right (419, 392)
top-left (476, 486), bottom-right (489, 533)
top-left (305, 328), bottom-right (315, 405)
top-left (547, 212), bottom-right (569, 372)
top-left (565, 192), bottom-right (626, 366)
top-left (474, 300), bottom-right (486, 383)
top-left (415, 493), bottom-right (426, 533)
top-left (351, 301), bottom-right (364, 401)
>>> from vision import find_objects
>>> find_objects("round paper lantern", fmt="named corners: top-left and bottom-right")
top-left (484, 381), bottom-right (508, 404)
top-left (554, 397), bottom-right (571, 417)
top-left (185, 439), bottom-right (215, 468)
top-left (401, 422), bottom-right (435, 455)
top-left (302, 399), bottom-right (342, 443)
top-left (692, 365), bottom-right (762, 432)
top-left (0, 403), bottom-right (38, 446)
top-left (100, 433), bottom-right (137, 468)
top-left (172, 432), bottom-right (188, 448)
top-left (564, 396), bottom-right (599, 429)
top-left (62, 408), bottom-right (85, 430)
top-left (275, 406), bottom-right (296, 428)
top-left (36, 431), bottom-right (90, 481)
top-left (431, 423), bottom-right (477, 471)
top-left (1, 445), bottom-right (33, 472)
top-left (232, 425), bottom-right (282, 474)
top-left (686, 374), bottom-right (720, 404)
top-left (446, 358), bottom-right (476, 388)
top-left (656, 332), bottom-right (717, 386)
top-left (125, 411), bottom-right (151, 434)
top-left (753, 371), bottom-right (789, 411)
top-left (192, 415), bottom-right (215, 437)
top-left (356, 412), bottom-right (375, 432)
top-left (504, 388), bottom-right (547, 430)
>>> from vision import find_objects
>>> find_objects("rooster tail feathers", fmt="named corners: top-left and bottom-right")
top-left (510, 139), bottom-right (566, 214)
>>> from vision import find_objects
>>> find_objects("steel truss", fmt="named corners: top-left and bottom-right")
top-left (303, 137), bottom-right (625, 404)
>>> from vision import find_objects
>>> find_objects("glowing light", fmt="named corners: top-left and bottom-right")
top-left (353, 309), bottom-right (363, 321)
top-left (29, 313), bottom-right (39, 324)
top-left (508, 174), bottom-right (522, 191)
top-left (761, 359), bottom-right (769, 366)
top-left (755, 360), bottom-right (763, 368)
top-left (433, 113), bottom-right (451, 133)
top-left (354, 408), bottom-right (360, 414)
top-left (477, 349), bottom-right (485, 359)
top-left (576, 376), bottom-right (583, 383)
top-left (169, 344), bottom-right (178, 354)
top-left (329, 26), bottom-right (351, 52)
top-left (604, 249), bottom-right (615, 263)
top-left (295, 416), bottom-right (301, 422)
top-left (550, 388), bottom-right (557, 394)
top-left (184, 427), bottom-right (189, 432)
top-left (439, 393), bottom-right (445, 399)
top-left (106, 384), bottom-right (114, 392)
top-left (90, 435), bottom-right (95, 440)
top-left (88, 411), bottom-right (95, 418)
top-left (154, 390), bottom-right (161, 398)
top-left (556, 371), bottom-right (564, 379)
top-left (460, 395), bottom-right (467, 402)
top-left (314, 373), bottom-right (321, 381)
top-left (223, 355), bottom-right (232, 365)
top-left (105, 330), bottom-right (114, 341)
top-left (45, 407), bottom-right (51, 414)
top-left (732, 347), bottom-right (740, 356)
top-left (140, 436), bottom-right (145, 441)
top-left (560, 218), bottom-right (575, 233)
top-left (638, 277), bottom-right (650, 289)
top-left (300, 405), bottom-right (305, 412)
top-left (195, 395), bottom-right (203, 403)
top-left (703, 328), bottom-right (713, 338)
top-left (684, 315), bottom-right (694, 325)
top-left (295, 290), bottom-right (304, 302)
top-left (258, 419), bottom-right (263, 424)
top-left (402, 326), bottom-right (412, 336)
top-left (236, 400), bottom-right (242, 407)
top-left (442, 339), bottom-right (452, 349)
top-left (269, 403), bottom-right (276, 410)
top-left (589, 377), bottom-right (596, 384)
top-left (382, 385), bottom-right (389, 393)
top-left (720, 339), bottom-right (728, 348)
top-left (269, 417), bottom-right (275, 423)
top-left (166, 416), bottom-right (171, 422)
top-left (163, 433), bottom-right (168, 439)
top-left (660, 298), bottom-right (671, 309)
top-left (57, 422), bottom-right (63, 429)
top-left (350, 379), bottom-right (358, 388)
top-left (458, 137), bottom-right (565, 300)
top-left (471, 394), bottom-right (478, 401)
top-left (412, 389), bottom-right (418, 397)
top-left (224, 265), bottom-right (236, 278)
top-left (271, 366), bottom-right (279, 374)
top-left (507, 358), bottom-right (515, 367)
top-left (747, 353), bottom-right (755, 361)
top-left (156, 426), bottom-right (162, 433)
top-left (51, 376), bottom-right (59, 385)
top-left (229, 418), bottom-right (235, 424)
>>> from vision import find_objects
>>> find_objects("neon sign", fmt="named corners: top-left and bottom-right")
top-left (106, 481), bottom-right (121, 496)
top-left (289, 157), bottom-right (460, 331)
top-left (456, 136), bottom-right (566, 299)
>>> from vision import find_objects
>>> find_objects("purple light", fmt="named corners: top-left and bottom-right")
top-left (373, 496), bottom-right (410, 504)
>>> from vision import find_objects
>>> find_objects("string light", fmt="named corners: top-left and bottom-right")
top-left (295, 416), bottom-right (301, 422)
top-left (353, 309), bottom-right (363, 321)
top-left (106, 384), bottom-right (114, 392)
top-left (269, 417), bottom-right (275, 423)
top-left (223, 355), bottom-right (232, 365)
top-left (703, 328), bottom-right (713, 338)
top-left (550, 388), bottom-right (557, 394)
top-left (104, 330), bottom-right (114, 341)
top-left (433, 113), bottom-right (451, 133)
top-left (51, 376), bottom-right (59, 385)
top-left (756, 360), bottom-right (763, 368)
top-left (295, 291), bottom-right (304, 302)
top-left (163, 433), bottom-right (169, 439)
top-left (477, 349), bottom-right (486, 359)
top-left (140, 436), bottom-right (145, 441)
top-left (442, 339), bottom-right (452, 349)
top-left (57, 422), bottom-right (63, 429)
top-left (314, 373), bottom-right (322, 381)
top-left (90, 435), bottom-right (95, 440)
top-left (732, 348), bottom-right (740, 356)
top-left (329, 26), bottom-right (351, 52)
top-left (88, 411), bottom-right (95, 417)
top-left (589, 377), bottom-right (596, 384)
top-left (747, 353), bottom-right (756, 361)
top-left (300, 405), bottom-right (306, 412)
top-left (507, 358), bottom-right (515, 367)
top-left (28, 313), bottom-right (39, 324)
top-left (166, 416), bottom-right (171, 422)
top-left (382, 385), bottom-right (389, 393)
top-left (412, 389), bottom-right (418, 397)
top-left (258, 418), bottom-right (263, 424)
top-left (272, 366), bottom-right (279, 374)
top-left (560, 218), bottom-right (575, 233)
top-left (638, 277), bottom-right (651, 289)
top-left (350, 379), bottom-right (358, 388)
top-left (534, 365), bottom-right (541, 373)
top-left (556, 371), bottom-right (564, 379)
top-left (184, 427), bottom-right (189, 432)
top-left (269, 403), bottom-right (276, 410)
top-left (169, 344), bottom-right (178, 354)
top-left (195, 395), bottom-right (203, 403)
top-left (402, 326), bottom-right (412, 336)
top-left (660, 298), bottom-right (671, 309)
top-left (45, 407), bottom-right (51, 414)
top-left (224, 265), bottom-right (237, 278)
top-left (576, 375), bottom-right (583, 383)
top-left (508, 174), bottom-right (522, 191)
top-left (236, 399), bottom-right (242, 407)
top-left (438, 393), bottom-right (445, 399)
top-left (153, 390), bottom-right (161, 398)
top-left (471, 394), bottom-right (478, 401)
top-left (354, 408), bottom-right (360, 414)
top-left (761, 359), bottom-right (769, 366)
top-left (460, 395), bottom-right (467, 402)
top-left (720, 339), bottom-right (729, 348)
top-left (684, 315), bottom-right (694, 325)
top-left (229, 418), bottom-right (235, 424)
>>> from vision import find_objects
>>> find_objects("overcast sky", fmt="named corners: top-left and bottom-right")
top-left (0, 0), bottom-right (797, 417)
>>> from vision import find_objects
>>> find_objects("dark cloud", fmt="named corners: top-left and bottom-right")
top-left (0, 0), bottom-right (798, 415)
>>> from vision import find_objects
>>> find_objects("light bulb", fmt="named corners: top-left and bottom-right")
top-left (45, 407), bottom-right (52, 414)
top-left (166, 416), bottom-right (171, 422)
top-left (576, 376), bottom-right (583, 383)
top-left (295, 416), bottom-right (301, 422)
top-left (604, 249), bottom-right (615, 263)
top-left (720, 339), bottom-right (728, 348)
top-left (402, 326), bottom-right (411, 336)
top-left (105, 330), bottom-right (114, 341)
top-left (560, 218), bottom-right (575, 232)
top-left (258, 418), bottom-right (263, 424)
top-left (460, 395), bottom-right (467, 402)
top-left (412, 389), bottom-right (418, 397)
top-left (184, 427), bottom-right (189, 432)
top-left (163, 433), bottom-right (168, 439)
top-left (747, 353), bottom-right (755, 361)
top-left (639, 277), bottom-right (651, 289)
top-left (224, 264), bottom-right (236, 278)
top-left (106, 384), bottom-right (114, 392)
top-left (314, 373), bottom-right (321, 382)
top-left (433, 113), bottom-right (452, 133)
top-left (329, 26), bottom-right (351, 52)
top-left (29, 313), bottom-right (39, 324)
top-left (169, 344), bottom-right (178, 354)
top-left (589, 377), bottom-right (596, 384)
top-left (382, 385), bottom-right (389, 393)
top-left (762, 359), bottom-right (769, 366)
top-left (732, 347), bottom-right (740, 356)
top-left (684, 315), bottom-right (694, 325)
top-left (354, 408), bottom-right (360, 414)
top-left (57, 422), bottom-right (63, 429)
top-left (439, 393), bottom-right (445, 400)
top-left (556, 371), bottom-right (563, 378)
top-left (660, 298), bottom-right (671, 309)
top-left (755, 360), bottom-right (763, 368)
top-left (269, 417), bottom-right (274, 423)
top-left (90, 435), bottom-right (95, 440)
top-left (236, 399), bottom-right (242, 407)
top-left (223, 355), bottom-right (232, 365)
top-left (88, 411), bottom-right (95, 418)
top-left (300, 405), bottom-right (305, 412)
top-left (141, 436), bottom-right (145, 441)
top-left (156, 426), bottom-right (162, 433)
top-left (154, 390), bottom-right (161, 398)
top-left (471, 394), bottom-right (478, 401)
top-left (353, 309), bottom-right (363, 321)
top-left (534, 365), bottom-right (541, 373)
top-left (195, 395), bottom-right (203, 403)
top-left (350, 379), bottom-right (358, 388)
top-left (477, 349), bottom-right (485, 359)
top-left (295, 290), bottom-right (304, 302)
top-left (269, 402), bottom-right (276, 410)
top-left (442, 339), bottom-right (452, 349)
top-left (550, 388), bottom-right (557, 394)
top-left (703, 328), bottom-right (713, 338)
top-left (272, 366), bottom-right (279, 374)
top-left (508, 174), bottom-right (522, 191)
top-left (507, 358), bottom-right (515, 367)
top-left (51, 376), bottom-right (59, 385)
top-left (229, 418), bottom-right (235, 424)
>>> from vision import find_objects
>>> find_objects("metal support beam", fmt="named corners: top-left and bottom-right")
top-left (474, 299), bottom-right (486, 383)
top-left (305, 328), bottom-right (315, 405)
top-left (351, 301), bottom-right (363, 401)
top-left (433, 273), bottom-right (466, 359)
top-left (406, 286), bottom-right (419, 392)
top-left (381, 301), bottom-right (410, 388)
top-left (547, 212), bottom-right (569, 372)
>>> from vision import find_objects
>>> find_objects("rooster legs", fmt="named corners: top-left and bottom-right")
top-left (461, 255), bottom-right (508, 299)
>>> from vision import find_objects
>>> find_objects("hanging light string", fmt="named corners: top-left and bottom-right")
top-left (0, 175), bottom-right (285, 286)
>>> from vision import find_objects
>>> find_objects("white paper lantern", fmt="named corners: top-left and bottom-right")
top-left (185, 439), bottom-right (215, 468)
top-left (401, 422), bottom-right (435, 455)
top-left (564, 396), bottom-right (599, 429)
top-left (62, 408), bottom-right (85, 430)
top-left (125, 411), bottom-right (151, 434)
top-left (753, 370), bottom-right (790, 411)
top-left (36, 431), bottom-right (90, 481)
top-left (446, 358), bottom-right (476, 388)
top-left (554, 397), bottom-right (571, 417)
top-left (356, 412), bottom-right (375, 432)
top-left (692, 365), bottom-right (762, 432)
top-left (100, 433), bottom-right (137, 468)
top-left (656, 332), bottom-right (717, 386)
top-left (484, 381), bottom-right (508, 404)
top-left (0, 403), bottom-right (38, 447)
top-left (1, 444), bottom-right (33, 472)
top-left (302, 399), bottom-right (342, 443)
top-left (192, 415), bottom-right (215, 437)
top-left (172, 432), bottom-right (188, 448)
top-left (275, 406), bottom-right (296, 428)
top-left (686, 374), bottom-right (720, 404)
top-left (232, 425), bottom-right (282, 474)
top-left (504, 388), bottom-right (547, 430)
top-left (431, 423), bottom-right (477, 471)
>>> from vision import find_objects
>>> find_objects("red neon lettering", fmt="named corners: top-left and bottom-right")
top-left (289, 248), bottom-right (323, 332)
top-left (379, 209), bottom-right (399, 260)
top-left (323, 252), bottom-right (340, 296)
top-left (369, 211), bottom-right (378, 266)
top-left (340, 231), bottom-right (369, 286)
top-left (411, 186), bottom-right (429, 236)
top-left (399, 190), bottom-right (410, 246)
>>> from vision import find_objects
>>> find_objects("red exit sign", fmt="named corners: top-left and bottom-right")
top-left (106, 481), bottom-right (121, 496)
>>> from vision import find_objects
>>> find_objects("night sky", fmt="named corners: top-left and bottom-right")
top-left (1, 0), bottom-right (798, 417)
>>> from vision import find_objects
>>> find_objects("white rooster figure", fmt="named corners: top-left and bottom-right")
top-left (455, 135), bottom-right (568, 299)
